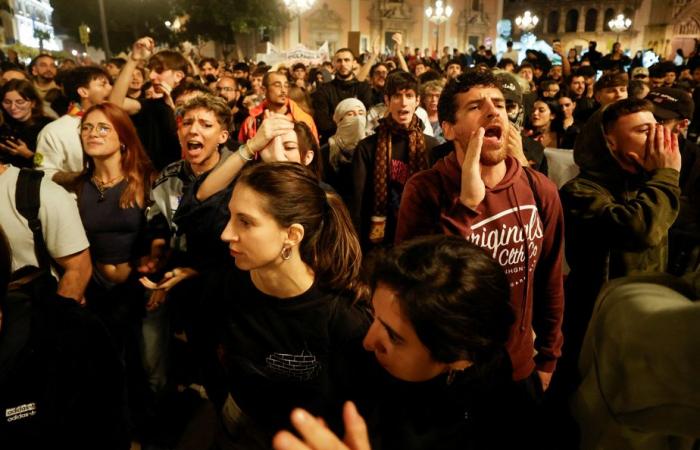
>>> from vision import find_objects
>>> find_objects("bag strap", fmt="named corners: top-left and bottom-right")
top-left (15, 169), bottom-right (53, 271)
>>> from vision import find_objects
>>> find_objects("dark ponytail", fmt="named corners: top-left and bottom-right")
top-left (236, 162), bottom-right (365, 298)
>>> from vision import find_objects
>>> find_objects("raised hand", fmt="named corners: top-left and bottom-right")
top-left (458, 127), bottom-right (486, 209)
top-left (131, 36), bottom-right (155, 62)
top-left (248, 110), bottom-right (294, 154)
top-left (627, 123), bottom-right (681, 173)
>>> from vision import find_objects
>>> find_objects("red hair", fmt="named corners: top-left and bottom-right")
top-left (81, 102), bottom-right (154, 208)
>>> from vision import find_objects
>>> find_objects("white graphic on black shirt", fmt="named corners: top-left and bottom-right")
top-left (266, 350), bottom-right (321, 381)
top-left (467, 205), bottom-right (543, 287)
top-left (5, 402), bottom-right (37, 422)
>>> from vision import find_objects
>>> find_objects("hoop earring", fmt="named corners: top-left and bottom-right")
top-left (120, 143), bottom-right (126, 152)
top-left (446, 368), bottom-right (457, 386)
top-left (281, 246), bottom-right (292, 260)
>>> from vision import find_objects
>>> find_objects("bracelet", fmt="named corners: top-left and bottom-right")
top-left (237, 144), bottom-right (253, 161)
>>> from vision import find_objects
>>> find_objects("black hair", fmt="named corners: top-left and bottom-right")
top-left (530, 98), bottom-right (564, 136)
top-left (602, 98), bottom-right (654, 133)
top-left (107, 57), bottom-right (127, 69)
top-left (232, 62), bottom-right (249, 73)
top-left (497, 58), bottom-right (516, 70)
top-left (198, 57), bottom-right (218, 70)
top-left (0, 79), bottom-right (45, 122)
top-left (384, 71), bottom-right (419, 98)
top-left (369, 62), bottom-right (388, 78)
top-left (62, 66), bottom-right (110, 103)
top-left (367, 235), bottom-right (514, 365)
top-left (291, 62), bottom-right (306, 72)
top-left (445, 59), bottom-right (462, 70)
top-left (438, 69), bottom-right (499, 124)
top-left (334, 47), bottom-right (356, 60)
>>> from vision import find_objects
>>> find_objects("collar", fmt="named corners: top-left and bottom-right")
top-left (66, 102), bottom-right (84, 118)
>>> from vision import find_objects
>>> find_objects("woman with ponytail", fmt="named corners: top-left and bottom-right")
top-left (191, 162), bottom-right (370, 448)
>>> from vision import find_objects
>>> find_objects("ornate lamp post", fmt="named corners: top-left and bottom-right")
top-left (284, 0), bottom-right (316, 45)
top-left (608, 13), bottom-right (632, 44)
top-left (425, 1), bottom-right (453, 54)
top-left (515, 10), bottom-right (539, 34)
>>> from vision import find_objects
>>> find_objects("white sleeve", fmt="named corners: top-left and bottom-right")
top-left (38, 178), bottom-right (89, 259)
top-left (34, 125), bottom-right (62, 177)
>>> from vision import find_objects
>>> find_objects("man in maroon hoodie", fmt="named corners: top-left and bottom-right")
top-left (395, 69), bottom-right (564, 397)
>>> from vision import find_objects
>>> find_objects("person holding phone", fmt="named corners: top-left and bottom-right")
top-left (0, 79), bottom-right (52, 167)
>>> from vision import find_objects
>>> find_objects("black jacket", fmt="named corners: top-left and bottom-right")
top-left (312, 78), bottom-right (373, 143)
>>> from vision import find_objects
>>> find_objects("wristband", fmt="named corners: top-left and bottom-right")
top-left (237, 144), bottom-right (253, 161)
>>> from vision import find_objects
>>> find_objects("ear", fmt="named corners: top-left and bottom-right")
top-left (285, 223), bottom-right (305, 248)
top-left (384, 95), bottom-right (390, 107)
top-left (604, 131), bottom-right (616, 152)
top-left (218, 129), bottom-right (229, 145)
top-left (77, 86), bottom-right (89, 100)
top-left (303, 150), bottom-right (314, 166)
top-left (442, 121), bottom-right (455, 140)
top-left (173, 70), bottom-right (186, 85)
top-left (594, 92), bottom-right (601, 103)
top-left (678, 119), bottom-right (690, 133)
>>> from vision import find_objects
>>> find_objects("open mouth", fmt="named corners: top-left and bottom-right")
top-left (187, 140), bottom-right (204, 152)
top-left (484, 125), bottom-right (503, 139)
top-left (482, 124), bottom-right (504, 148)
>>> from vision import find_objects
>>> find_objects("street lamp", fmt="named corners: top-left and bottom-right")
top-left (425, 1), bottom-right (453, 54)
top-left (515, 10), bottom-right (539, 33)
top-left (608, 14), bottom-right (632, 44)
top-left (283, 0), bottom-right (315, 45)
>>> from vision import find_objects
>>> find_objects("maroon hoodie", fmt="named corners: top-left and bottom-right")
top-left (396, 153), bottom-right (564, 381)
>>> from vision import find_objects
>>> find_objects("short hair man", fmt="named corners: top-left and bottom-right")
top-left (594, 73), bottom-right (628, 107)
top-left (539, 79), bottom-right (560, 98)
top-left (30, 54), bottom-right (57, 99)
top-left (560, 98), bottom-right (681, 390)
top-left (396, 70), bottom-right (565, 393)
top-left (350, 71), bottom-right (439, 249)
top-left (111, 37), bottom-right (189, 170)
top-left (239, 71), bottom-right (318, 143)
top-left (369, 62), bottom-right (389, 105)
top-left (198, 57), bottom-right (219, 81)
top-left (312, 48), bottom-right (373, 143)
top-left (34, 66), bottom-right (113, 182)
top-left (444, 59), bottom-right (462, 80)
top-left (104, 57), bottom-right (126, 81)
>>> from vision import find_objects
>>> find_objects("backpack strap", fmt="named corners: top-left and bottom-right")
top-left (15, 169), bottom-right (53, 271)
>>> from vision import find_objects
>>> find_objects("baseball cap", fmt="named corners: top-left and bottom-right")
top-left (631, 67), bottom-right (649, 78)
top-left (647, 87), bottom-right (694, 120)
top-left (494, 72), bottom-right (523, 104)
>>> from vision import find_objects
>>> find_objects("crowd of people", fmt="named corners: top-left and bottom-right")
top-left (1, 33), bottom-right (700, 450)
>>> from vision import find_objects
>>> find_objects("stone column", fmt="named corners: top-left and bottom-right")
top-left (351, 0), bottom-right (360, 31)
top-left (596, 5), bottom-right (605, 32)
top-left (558, 8), bottom-right (565, 33)
top-left (577, 7), bottom-right (585, 33)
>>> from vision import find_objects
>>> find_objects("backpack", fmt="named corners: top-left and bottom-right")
top-left (8, 169), bottom-right (59, 293)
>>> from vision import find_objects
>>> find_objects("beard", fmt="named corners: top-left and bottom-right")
top-left (480, 146), bottom-right (507, 166)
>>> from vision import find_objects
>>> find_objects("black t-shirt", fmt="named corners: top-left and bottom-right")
top-left (191, 267), bottom-right (370, 439)
top-left (0, 116), bottom-right (52, 168)
top-left (131, 98), bottom-right (180, 170)
top-left (78, 179), bottom-right (145, 265)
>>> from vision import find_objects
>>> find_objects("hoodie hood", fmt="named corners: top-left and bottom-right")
top-left (573, 108), bottom-right (630, 181)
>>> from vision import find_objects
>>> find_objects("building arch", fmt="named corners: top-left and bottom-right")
top-left (585, 8), bottom-right (598, 32)
top-left (565, 9), bottom-right (579, 33)
top-left (603, 8), bottom-right (615, 32)
top-left (547, 10), bottom-right (559, 34)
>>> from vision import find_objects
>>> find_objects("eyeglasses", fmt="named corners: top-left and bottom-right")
top-left (217, 86), bottom-right (239, 92)
top-left (80, 123), bottom-right (113, 136)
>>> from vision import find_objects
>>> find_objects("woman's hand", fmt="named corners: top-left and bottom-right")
top-left (140, 267), bottom-right (197, 311)
top-left (0, 138), bottom-right (32, 159)
top-left (272, 402), bottom-right (371, 450)
top-left (247, 110), bottom-right (294, 154)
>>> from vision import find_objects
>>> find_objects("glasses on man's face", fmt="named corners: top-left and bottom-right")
top-left (217, 86), bottom-right (239, 93)
top-left (80, 123), bottom-right (112, 136)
